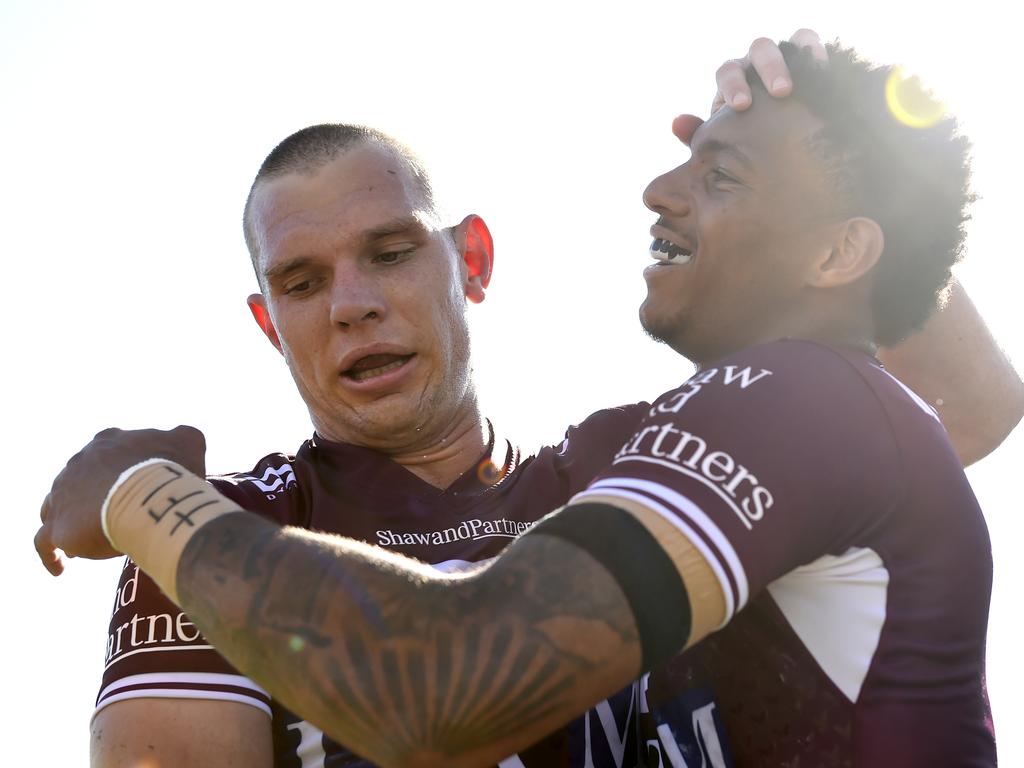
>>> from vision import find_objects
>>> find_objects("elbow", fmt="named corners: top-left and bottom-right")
top-left (952, 382), bottom-right (1024, 467)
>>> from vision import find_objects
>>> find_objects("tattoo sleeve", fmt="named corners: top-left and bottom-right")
top-left (174, 512), bottom-right (643, 768)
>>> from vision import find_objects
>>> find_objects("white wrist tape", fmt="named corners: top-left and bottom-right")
top-left (101, 458), bottom-right (238, 604)
top-left (100, 458), bottom-right (174, 546)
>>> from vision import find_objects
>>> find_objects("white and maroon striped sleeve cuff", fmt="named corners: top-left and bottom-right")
top-left (573, 476), bottom-right (749, 625)
top-left (93, 672), bottom-right (272, 719)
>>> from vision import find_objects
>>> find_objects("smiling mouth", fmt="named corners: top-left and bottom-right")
top-left (343, 354), bottom-right (414, 382)
top-left (650, 238), bottom-right (694, 265)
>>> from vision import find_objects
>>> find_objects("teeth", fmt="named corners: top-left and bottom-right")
top-left (649, 238), bottom-right (693, 264)
top-left (348, 358), bottom-right (408, 381)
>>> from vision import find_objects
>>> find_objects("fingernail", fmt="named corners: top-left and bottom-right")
top-left (731, 92), bottom-right (750, 108)
top-left (771, 77), bottom-right (790, 93)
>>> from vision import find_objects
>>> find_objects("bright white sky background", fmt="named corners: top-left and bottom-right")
top-left (2, 1), bottom-right (1020, 764)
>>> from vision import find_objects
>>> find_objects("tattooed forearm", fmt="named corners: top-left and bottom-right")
top-left (175, 512), bottom-right (643, 768)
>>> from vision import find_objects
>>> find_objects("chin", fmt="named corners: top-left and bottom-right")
top-left (639, 308), bottom-right (704, 365)
top-left (640, 303), bottom-right (680, 347)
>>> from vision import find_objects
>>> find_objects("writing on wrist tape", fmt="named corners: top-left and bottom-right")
top-left (101, 459), bottom-right (239, 604)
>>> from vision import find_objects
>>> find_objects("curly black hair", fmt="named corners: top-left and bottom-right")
top-left (746, 42), bottom-right (974, 345)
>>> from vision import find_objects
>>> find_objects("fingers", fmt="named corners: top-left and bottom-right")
top-left (712, 29), bottom-right (828, 116)
top-left (37, 492), bottom-right (65, 575)
top-left (790, 28), bottom-right (828, 62)
top-left (34, 524), bottom-right (65, 576)
top-left (747, 36), bottom-right (793, 98)
top-left (714, 59), bottom-right (751, 113)
top-left (671, 114), bottom-right (705, 147)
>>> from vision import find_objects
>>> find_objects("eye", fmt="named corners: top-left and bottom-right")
top-left (283, 277), bottom-right (320, 296)
top-left (374, 248), bottom-right (415, 265)
top-left (707, 167), bottom-right (740, 187)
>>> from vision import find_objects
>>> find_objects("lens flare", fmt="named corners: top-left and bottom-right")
top-left (885, 67), bottom-right (946, 129)
top-left (289, 634), bottom-right (306, 653)
top-left (476, 458), bottom-right (508, 485)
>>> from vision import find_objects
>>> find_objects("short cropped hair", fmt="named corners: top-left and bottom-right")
top-left (747, 43), bottom-right (974, 345)
top-left (242, 124), bottom-right (437, 272)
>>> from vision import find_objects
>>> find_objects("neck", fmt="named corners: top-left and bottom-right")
top-left (313, 371), bottom-right (492, 488)
top-left (389, 406), bottom-right (490, 489)
top-left (316, 400), bottom-right (490, 490)
top-left (693, 306), bottom-right (875, 368)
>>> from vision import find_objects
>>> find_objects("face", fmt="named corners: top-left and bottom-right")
top-left (641, 94), bottom-right (843, 364)
top-left (247, 143), bottom-right (489, 450)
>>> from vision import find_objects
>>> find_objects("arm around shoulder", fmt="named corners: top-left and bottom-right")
top-left (91, 698), bottom-right (273, 768)
top-left (167, 503), bottom-right (723, 768)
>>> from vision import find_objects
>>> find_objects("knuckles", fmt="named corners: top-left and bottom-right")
top-left (169, 424), bottom-right (206, 449)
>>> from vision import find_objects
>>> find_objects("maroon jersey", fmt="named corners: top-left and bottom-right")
top-left (577, 340), bottom-right (996, 767)
top-left (96, 410), bottom-right (649, 767)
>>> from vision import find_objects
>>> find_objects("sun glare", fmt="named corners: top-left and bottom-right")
top-left (885, 67), bottom-right (947, 129)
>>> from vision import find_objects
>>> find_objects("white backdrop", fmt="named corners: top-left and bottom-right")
top-left (2, 1), bottom-right (1020, 764)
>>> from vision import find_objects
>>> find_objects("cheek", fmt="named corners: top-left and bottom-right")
top-left (436, 295), bottom-right (469, 359)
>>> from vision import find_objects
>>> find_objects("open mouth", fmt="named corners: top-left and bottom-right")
top-left (342, 353), bottom-right (415, 382)
top-left (650, 238), bottom-right (694, 265)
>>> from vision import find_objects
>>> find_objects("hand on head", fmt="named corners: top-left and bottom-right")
top-left (672, 29), bottom-right (828, 148)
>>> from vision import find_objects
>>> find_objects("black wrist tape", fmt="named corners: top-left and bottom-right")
top-left (529, 502), bottom-right (692, 671)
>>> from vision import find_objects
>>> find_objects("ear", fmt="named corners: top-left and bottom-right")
top-left (247, 293), bottom-right (284, 355)
top-left (453, 214), bottom-right (494, 304)
top-left (810, 217), bottom-right (885, 289)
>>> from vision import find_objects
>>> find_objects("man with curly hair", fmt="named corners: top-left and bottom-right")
top-left (41, 41), bottom-right (1001, 766)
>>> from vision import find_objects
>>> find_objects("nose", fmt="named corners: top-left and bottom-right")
top-left (643, 165), bottom-right (692, 217)
top-left (328, 269), bottom-right (387, 328)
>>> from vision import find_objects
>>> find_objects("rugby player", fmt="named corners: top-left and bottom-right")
top-left (39, 39), bottom-right (1018, 767)
top-left (78, 33), bottom-right (885, 768)
top-left (85, 129), bottom-right (650, 766)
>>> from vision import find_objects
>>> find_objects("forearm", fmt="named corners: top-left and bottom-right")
top-left (105, 462), bottom-right (643, 767)
top-left (879, 281), bottom-right (1024, 465)
top-left (177, 514), bottom-right (640, 767)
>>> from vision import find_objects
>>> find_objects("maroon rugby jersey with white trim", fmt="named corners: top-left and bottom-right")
top-left (577, 340), bottom-right (996, 767)
top-left (97, 410), bottom-right (652, 767)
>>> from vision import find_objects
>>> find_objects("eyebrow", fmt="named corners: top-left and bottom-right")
top-left (264, 256), bottom-right (315, 282)
top-left (693, 138), bottom-right (754, 170)
top-left (262, 216), bottom-right (432, 281)
top-left (363, 215), bottom-right (431, 241)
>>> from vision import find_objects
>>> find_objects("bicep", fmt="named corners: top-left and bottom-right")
top-left (90, 698), bottom-right (273, 768)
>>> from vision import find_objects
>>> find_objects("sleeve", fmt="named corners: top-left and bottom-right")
top-left (92, 466), bottom-right (300, 719)
top-left (94, 557), bottom-right (272, 718)
top-left (572, 341), bottom-right (903, 624)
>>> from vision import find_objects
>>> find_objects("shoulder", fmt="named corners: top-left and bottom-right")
top-left (209, 451), bottom-right (299, 493)
top-left (207, 450), bottom-right (305, 525)
top-left (554, 403), bottom-right (651, 454)
top-left (547, 403), bottom-right (650, 471)
top-left (647, 340), bottom-right (885, 426)
top-left (504, 404), bottom-right (650, 500)
top-left (616, 340), bottom-right (905, 501)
